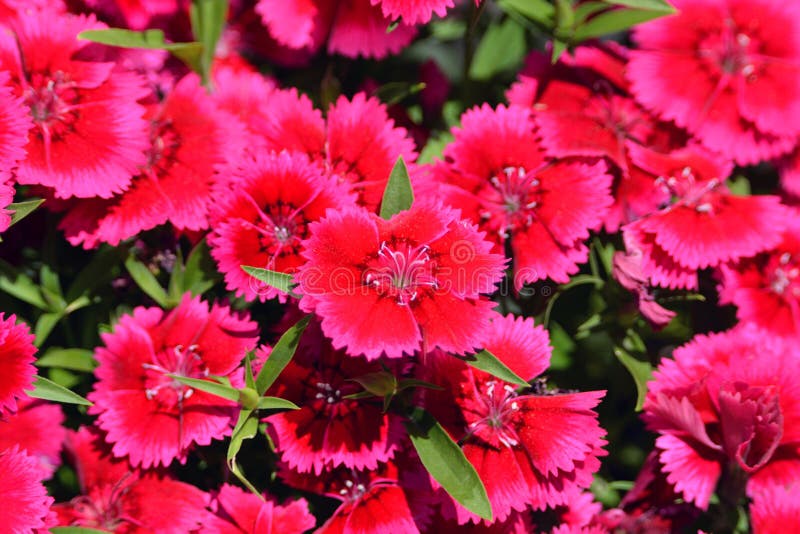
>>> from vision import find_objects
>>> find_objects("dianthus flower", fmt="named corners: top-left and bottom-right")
top-left (429, 104), bottom-right (612, 286)
top-left (424, 314), bottom-right (607, 524)
top-left (719, 216), bottom-right (800, 337)
top-left (59, 74), bottom-right (247, 248)
top-left (0, 397), bottom-right (65, 478)
top-left (0, 69), bottom-right (31, 177)
top-left (643, 326), bottom-right (800, 509)
top-left (209, 151), bottom-right (354, 302)
top-left (53, 427), bottom-right (209, 532)
top-left (88, 293), bottom-right (259, 468)
top-left (253, 89), bottom-right (417, 212)
top-left (750, 484), bottom-right (800, 534)
top-left (622, 144), bottom-right (789, 289)
top-left (0, 445), bottom-right (53, 532)
top-left (628, 0), bottom-right (800, 164)
top-left (0, 11), bottom-right (150, 199)
top-left (0, 313), bottom-right (36, 414)
top-left (201, 483), bottom-right (315, 534)
top-left (261, 320), bottom-right (405, 474)
top-left (83, 0), bottom-right (183, 30)
top-left (296, 202), bottom-right (505, 359)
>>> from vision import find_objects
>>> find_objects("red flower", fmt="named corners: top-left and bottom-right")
top-left (0, 398), bottom-right (65, 478)
top-left (424, 315), bottom-right (607, 524)
top-left (0, 313), bottom-right (36, 414)
top-left (262, 321), bottom-right (405, 474)
top-left (643, 326), bottom-right (800, 509)
top-left (201, 484), bottom-right (315, 534)
top-left (0, 69), bottom-right (31, 176)
top-left (429, 104), bottom-right (613, 287)
top-left (88, 293), bottom-right (259, 468)
top-left (59, 74), bottom-right (247, 248)
top-left (254, 89), bottom-right (418, 212)
top-left (0, 176), bottom-right (13, 233)
top-left (296, 203), bottom-right (506, 359)
top-left (627, 0), bottom-right (800, 164)
top-left (750, 484), bottom-right (800, 534)
top-left (719, 216), bottom-right (800, 337)
top-left (622, 145), bottom-right (790, 289)
top-left (0, 12), bottom-right (150, 199)
top-left (54, 427), bottom-right (209, 532)
top-left (0, 445), bottom-right (53, 532)
top-left (208, 151), bottom-right (354, 302)
top-left (373, 0), bottom-right (453, 24)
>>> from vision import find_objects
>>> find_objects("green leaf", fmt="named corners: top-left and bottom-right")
top-left (573, 1), bottom-right (611, 24)
top-left (257, 396), bottom-right (300, 411)
top-left (614, 346), bottom-right (653, 411)
top-left (469, 18), bottom-right (526, 81)
top-left (255, 315), bottom-right (311, 395)
top-left (226, 408), bottom-right (263, 497)
top-left (379, 156), bottom-right (414, 219)
top-left (183, 239), bottom-right (218, 295)
top-left (34, 312), bottom-right (62, 347)
top-left (78, 29), bottom-right (204, 75)
top-left (168, 375), bottom-right (241, 402)
top-left (374, 81), bottom-right (426, 106)
top-left (0, 259), bottom-right (48, 309)
top-left (418, 131), bottom-right (454, 164)
top-left (190, 0), bottom-right (229, 85)
top-left (406, 407), bottom-right (492, 520)
top-left (603, 0), bottom-right (675, 12)
top-left (125, 256), bottom-right (169, 307)
top-left (461, 350), bottom-right (528, 387)
top-left (52, 527), bottom-right (112, 534)
top-left (727, 175), bottom-right (751, 196)
top-left (573, 7), bottom-right (672, 40)
top-left (551, 38), bottom-right (569, 63)
top-left (8, 198), bottom-right (44, 227)
top-left (396, 378), bottom-right (445, 392)
top-left (36, 348), bottom-right (97, 372)
top-left (497, 0), bottom-right (555, 26)
top-left (349, 371), bottom-right (398, 397)
top-left (27, 376), bottom-right (92, 406)
top-left (240, 266), bottom-right (295, 295)
top-left (66, 245), bottom-right (128, 302)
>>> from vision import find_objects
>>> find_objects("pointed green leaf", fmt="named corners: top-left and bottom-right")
top-left (51, 527), bottom-right (113, 534)
top-left (603, 0), bottom-right (675, 12)
top-left (551, 38), bottom-right (569, 63)
top-left (469, 18), bottom-right (526, 81)
top-left (27, 376), bottom-right (92, 406)
top-left (66, 245), bottom-right (128, 302)
top-left (257, 396), bottom-right (300, 411)
top-left (573, 7), bottom-right (672, 40)
top-left (240, 266), bottom-right (295, 295)
top-left (244, 351), bottom-right (256, 389)
top-left (226, 407), bottom-right (264, 498)
top-left (614, 346), bottom-right (653, 411)
top-left (78, 29), bottom-right (203, 74)
top-left (0, 259), bottom-right (48, 309)
top-left (34, 312), bottom-right (62, 347)
top-left (36, 348), bottom-right (97, 372)
top-left (461, 349), bottom-right (528, 387)
top-left (255, 315), bottom-right (311, 395)
top-left (497, 0), bottom-right (555, 26)
top-left (405, 407), bottom-right (492, 520)
top-left (183, 239), bottom-right (219, 295)
top-left (349, 371), bottom-right (397, 397)
top-left (379, 156), bottom-right (415, 219)
top-left (396, 378), bottom-right (445, 392)
top-left (190, 0), bottom-right (229, 85)
top-left (125, 256), bottom-right (169, 307)
top-left (8, 198), bottom-right (44, 227)
top-left (168, 375), bottom-right (241, 402)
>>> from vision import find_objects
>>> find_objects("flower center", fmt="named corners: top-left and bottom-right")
top-left (655, 167), bottom-right (722, 214)
top-left (480, 166), bottom-right (542, 239)
top-left (465, 380), bottom-right (521, 448)
top-left (365, 241), bottom-right (439, 305)
top-left (142, 344), bottom-right (208, 409)
top-left (338, 477), bottom-right (368, 503)
top-left (698, 21), bottom-right (757, 79)
top-left (24, 72), bottom-right (81, 138)
top-left (314, 381), bottom-right (342, 404)
top-left (768, 252), bottom-right (800, 298)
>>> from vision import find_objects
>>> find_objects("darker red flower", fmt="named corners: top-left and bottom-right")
top-left (719, 215), bottom-right (800, 337)
top-left (208, 151), bottom-right (354, 302)
top-left (296, 202), bottom-right (506, 359)
top-left (627, 0), bottom-right (800, 164)
top-left (423, 314), bottom-right (607, 524)
top-left (0, 313), bottom-right (36, 414)
top-left (622, 144), bottom-right (790, 289)
top-left (59, 73), bottom-right (247, 248)
top-left (0, 11), bottom-right (150, 199)
top-left (0, 445), bottom-right (53, 532)
top-left (643, 325), bottom-right (800, 509)
top-left (262, 320), bottom-right (405, 474)
top-left (88, 293), bottom-right (259, 468)
top-left (254, 89), bottom-right (418, 212)
top-left (201, 483), bottom-right (315, 534)
top-left (54, 427), bottom-right (209, 533)
top-left (429, 104), bottom-right (613, 287)
top-left (0, 397), bottom-right (65, 478)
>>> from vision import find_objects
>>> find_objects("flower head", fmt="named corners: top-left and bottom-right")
top-left (201, 483), bottom-right (315, 534)
top-left (0, 445), bottom-right (53, 532)
top-left (0, 313), bottom-right (36, 414)
top-left (0, 398), bottom-right (65, 478)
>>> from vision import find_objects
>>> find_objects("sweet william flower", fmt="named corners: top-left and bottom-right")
top-left (296, 202), bottom-right (506, 359)
top-left (201, 483), bottom-right (315, 534)
top-left (88, 293), bottom-right (259, 468)
top-left (0, 445), bottom-right (53, 532)
top-left (0, 312), bottom-right (36, 414)
top-left (0, 397), bottom-right (65, 479)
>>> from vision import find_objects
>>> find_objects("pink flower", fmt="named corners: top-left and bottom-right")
top-left (254, 90), bottom-right (418, 212)
top-left (0, 69), bottom-right (31, 176)
top-left (429, 104), bottom-right (613, 287)
top-left (643, 326), bottom-right (800, 509)
top-left (612, 249), bottom-right (676, 328)
top-left (0, 176), bottom-right (13, 233)
top-left (0, 445), bottom-right (53, 532)
top-left (0, 398), bottom-right (65, 478)
top-left (262, 321), bottom-right (405, 474)
top-left (750, 484), bottom-right (800, 534)
top-left (373, 0), bottom-right (453, 24)
top-left (208, 151), bottom-right (354, 302)
top-left (296, 203), bottom-right (506, 359)
top-left (627, 0), bottom-right (800, 164)
top-left (0, 313), bottom-right (36, 414)
top-left (424, 315), bottom-right (607, 524)
top-left (622, 144), bottom-right (790, 289)
top-left (0, 11), bottom-right (150, 198)
top-left (719, 215), bottom-right (800, 337)
top-left (201, 484), bottom-right (315, 534)
top-left (54, 427), bottom-right (209, 532)
top-left (88, 293), bottom-right (259, 468)
top-left (59, 74), bottom-right (247, 248)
